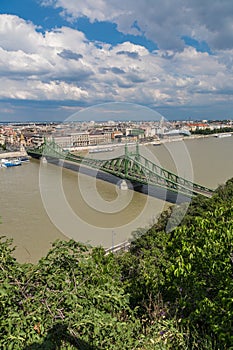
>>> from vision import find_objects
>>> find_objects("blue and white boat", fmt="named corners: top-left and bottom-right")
top-left (0, 158), bottom-right (22, 167)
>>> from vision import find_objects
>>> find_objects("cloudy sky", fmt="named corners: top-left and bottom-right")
top-left (1, 0), bottom-right (233, 121)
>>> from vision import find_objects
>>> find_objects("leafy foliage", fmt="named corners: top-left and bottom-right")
top-left (118, 178), bottom-right (233, 349)
top-left (166, 206), bottom-right (233, 347)
top-left (0, 240), bottom-right (142, 349)
top-left (1, 178), bottom-right (233, 349)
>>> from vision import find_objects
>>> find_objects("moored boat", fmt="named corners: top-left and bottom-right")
top-left (18, 156), bottom-right (30, 162)
top-left (0, 158), bottom-right (22, 167)
top-left (215, 133), bottom-right (232, 138)
top-left (89, 147), bottom-right (114, 153)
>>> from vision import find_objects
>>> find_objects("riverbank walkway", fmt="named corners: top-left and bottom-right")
top-left (0, 150), bottom-right (28, 159)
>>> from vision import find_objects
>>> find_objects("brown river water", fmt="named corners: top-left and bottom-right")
top-left (0, 136), bottom-right (233, 263)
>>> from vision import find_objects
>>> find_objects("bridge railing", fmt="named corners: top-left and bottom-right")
top-left (105, 241), bottom-right (130, 255)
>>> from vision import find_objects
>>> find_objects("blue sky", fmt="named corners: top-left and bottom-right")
top-left (0, 0), bottom-right (233, 121)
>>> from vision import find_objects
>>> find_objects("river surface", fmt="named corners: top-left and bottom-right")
top-left (1, 136), bottom-right (233, 263)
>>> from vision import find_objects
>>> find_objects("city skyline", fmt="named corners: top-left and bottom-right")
top-left (1, 0), bottom-right (233, 121)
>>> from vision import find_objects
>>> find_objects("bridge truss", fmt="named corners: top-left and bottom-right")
top-left (27, 139), bottom-right (214, 198)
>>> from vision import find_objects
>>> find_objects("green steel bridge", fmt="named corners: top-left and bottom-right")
top-left (27, 139), bottom-right (214, 199)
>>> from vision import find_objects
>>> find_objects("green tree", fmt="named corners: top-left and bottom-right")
top-left (165, 206), bottom-right (233, 347)
top-left (0, 239), bottom-right (141, 349)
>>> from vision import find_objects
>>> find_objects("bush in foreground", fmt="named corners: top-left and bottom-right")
top-left (1, 179), bottom-right (233, 349)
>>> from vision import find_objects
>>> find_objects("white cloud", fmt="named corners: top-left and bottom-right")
top-left (0, 78), bottom-right (89, 101)
top-left (41, 0), bottom-right (233, 51)
top-left (33, 80), bottom-right (89, 100)
top-left (0, 47), bottom-right (53, 75)
top-left (1, 14), bottom-right (233, 111)
top-left (0, 15), bottom-right (44, 53)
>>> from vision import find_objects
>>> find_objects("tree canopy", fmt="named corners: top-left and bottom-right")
top-left (1, 179), bottom-right (233, 349)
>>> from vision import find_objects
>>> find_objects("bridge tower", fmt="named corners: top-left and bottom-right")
top-left (124, 143), bottom-right (129, 176)
top-left (135, 142), bottom-right (140, 162)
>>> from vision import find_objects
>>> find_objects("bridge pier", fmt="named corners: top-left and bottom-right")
top-left (118, 180), bottom-right (128, 190)
top-left (40, 156), bottom-right (47, 164)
